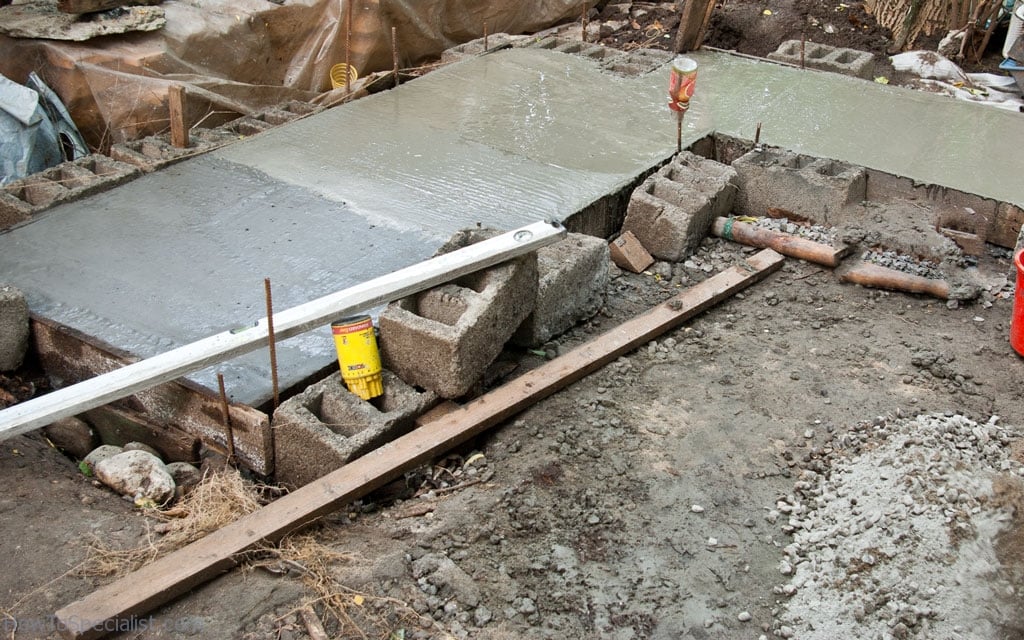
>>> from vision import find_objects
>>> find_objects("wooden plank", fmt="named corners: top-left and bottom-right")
top-left (989, 203), bottom-right (1024, 249)
top-left (167, 85), bottom-right (189, 149)
top-left (0, 221), bottom-right (565, 442)
top-left (53, 249), bottom-right (784, 640)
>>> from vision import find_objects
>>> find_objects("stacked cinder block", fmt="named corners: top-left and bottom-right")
top-left (731, 147), bottom-right (867, 223)
top-left (273, 370), bottom-right (438, 488)
top-left (512, 232), bottom-right (609, 347)
top-left (768, 40), bottom-right (875, 79)
top-left (441, 33), bottom-right (520, 63)
top-left (621, 151), bottom-right (739, 261)
top-left (0, 155), bottom-right (138, 229)
top-left (379, 228), bottom-right (538, 398)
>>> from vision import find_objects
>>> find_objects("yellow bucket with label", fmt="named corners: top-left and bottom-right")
top-left (331, 315), bottom-right (383, 400)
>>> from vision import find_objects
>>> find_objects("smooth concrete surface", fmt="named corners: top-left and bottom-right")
top-left (0, 46), bottom-right (1020, 408)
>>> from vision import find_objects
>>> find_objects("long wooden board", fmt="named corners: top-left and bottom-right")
top-left (0, 221), bottom-right (565, 441)
top-left (54, 249), bottom-right (784, 640)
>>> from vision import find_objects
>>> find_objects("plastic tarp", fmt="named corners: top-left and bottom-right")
top-left (0, 0), bottom-right (586, 150)
top-left (0, 71), bottom-right (87, 185)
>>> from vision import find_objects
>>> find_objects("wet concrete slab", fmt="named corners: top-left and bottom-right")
top-left (0, 46), bottom-right (1020, 409)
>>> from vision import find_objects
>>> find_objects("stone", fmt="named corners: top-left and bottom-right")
top-left (273, 370), bottom-right (438, 488)
top-left (81, 444), bottom-right (124, 474)
top-left (512, 232), bottom-right (609, 347)
top-left (44, 416), bottom-right (98, 459)
top-left (379, 228), bottom-right (538, 398)
top-left (411, 553), bottom-right (481, 608)
top-left (166, 461), bottom-right (203, 494)
top-left (609, 230), bottom-right (654, 273)
top-left (0, 284), bottom-right (29, 371)
top-left (124, 441), bottom-right (163, 461)
top-left (94, 449), bottom-right (175, 503)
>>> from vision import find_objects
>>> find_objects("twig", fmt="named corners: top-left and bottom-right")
top-left (299, 606), bottom-right (330, 640)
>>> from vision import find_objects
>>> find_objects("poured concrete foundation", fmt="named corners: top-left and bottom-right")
top-left (0, 46), bottom-right (1021, 473)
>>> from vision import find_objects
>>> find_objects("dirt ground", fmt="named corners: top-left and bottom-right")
top-left (2, 4), bottom-right (1024, 640)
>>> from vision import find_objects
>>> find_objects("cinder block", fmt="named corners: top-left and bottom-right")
top-left (0, 284), bottom-right (29, 371)
top-left (609, 230), bottom-right (654, 273)
top-left (272, 370), bottom-right (438, 488)
top-left (512, 232), bottom-right (609, 347)
top-left (442, 33), bottom-right (517, 63)
top-left (600, 48), bottom-right (674, 76)
top-left (621, 151), bottom-right (738, 261)
top-left (767, 40), bottom-right (875, 79)
top-left (731, 147), bottom-right (866, 224)
top-left (379, 228), bottom-right (538, 398)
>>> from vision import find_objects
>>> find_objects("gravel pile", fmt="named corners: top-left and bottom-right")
top-left (754, 217), bottom-right (838, 245)
top-left (862, 250), bottom-right (944, 279)
top-left (772, 413), bottom-right (1023, 639)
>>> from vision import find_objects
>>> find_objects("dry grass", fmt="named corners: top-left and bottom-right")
top-left (79, 470), bottom-right (436, 639)
top-left (80, 469), bottom-right (269, 577)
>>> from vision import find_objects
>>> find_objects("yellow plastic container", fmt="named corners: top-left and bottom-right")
top-left (331, 315), bottom-right (383, 400)
top-left (329, 63), bottom-right (359, 90)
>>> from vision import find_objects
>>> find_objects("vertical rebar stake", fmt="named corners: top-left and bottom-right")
top-left (800, 32), bottom-right (806, 69)
top-left (345, 0), bottom-right (353, 95)
top-left (483, 21), bottom-right (489, 50)
top-left (216, 372), bottom-right (236, 464)
top-left (582, 3), bottom-right (588, 43)
top-left (264, 278), bottom-right (280, 410)
top-left (755, 121), bottom-right (762, 146)
top-left (392, 26), bottom-right (400, 88)
top-left (676, 111), bottom-right (683, 154)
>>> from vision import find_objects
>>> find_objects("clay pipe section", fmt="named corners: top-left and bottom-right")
top-left (837, 261), bottom-right (951, 300)
top-left (711, 217), bottom-right (850, 268)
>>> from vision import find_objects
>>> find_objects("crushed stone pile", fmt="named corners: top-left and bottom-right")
top-left (771, 413), bottom-right (1023, 639)
top-left (754, 217), bottom-right (838, 245)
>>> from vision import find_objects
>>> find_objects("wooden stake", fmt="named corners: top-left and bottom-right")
top-left (168, 84), bottom-right (189, 149)
top-left (754, 121), bottom-right (762, 146)
top-left (299, 606), bottom-right (329, 640)
top-left (391, 26), bottom-right (400, 88)
top-left (345, 0), bottom-right (353, 95)
top-left (263, 278), bottom-right (280, 411)
top-left (52, 249), bottom-right (784, 640)
top-left (216, 373), bottom-right (236, 463)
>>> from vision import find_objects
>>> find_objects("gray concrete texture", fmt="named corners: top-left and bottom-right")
top-left (622, 151), bottom-right (738, 261)
top-left (0, 47), bottom-right (1020, 409)
top-left (512, 232), bottom-right (610, 347)
top-left (272, 369), bottom-right (437, 488)
top-left (0, 285), bottom-right (29, 371)
top-left (379, 229), bottom-right (538, 398)
top-left (731, 147), bottom-right (867, 223)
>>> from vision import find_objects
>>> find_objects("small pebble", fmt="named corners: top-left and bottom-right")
top-left (738, 611), bottom-right (752, 622)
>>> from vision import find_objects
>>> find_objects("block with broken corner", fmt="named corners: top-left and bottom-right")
top-left (621, 151), bottom-right (738, 261)
top-left (378, 228), bottom-right (538, 398)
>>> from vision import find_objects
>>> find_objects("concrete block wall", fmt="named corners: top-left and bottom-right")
top-left (273, 370), bottom-right (438, 488)
top-left (621, 151), bottom-right (739, 261)
top-left (731, 147), bottom-right (867, 223)
top-left (379, 229), bottom-right (538, 399)
top-left (441, 33), bottom-right (521, 63)
top-left (768, 40), bottom-right (875, 79)
top-left (512, 232), bottom-right (609, 347)
top-left (0, 156), bottom-right (139, 230)
top-left (529, 36), bottom-right (672, 76)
